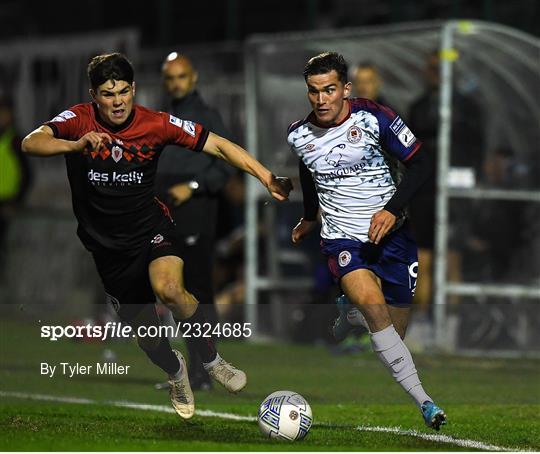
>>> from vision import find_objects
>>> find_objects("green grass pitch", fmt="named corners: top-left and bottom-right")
top-left (1, 318), bottom-right (538, 451)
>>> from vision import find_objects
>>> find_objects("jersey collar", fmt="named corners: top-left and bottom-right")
top-left (92, 102), bottom-right (136, 133)
top-left (308, 99), bottom-right (351, 129)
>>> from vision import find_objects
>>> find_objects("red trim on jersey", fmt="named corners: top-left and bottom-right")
top-left (350, 97), bottom-right (397, 121)
top-left (154, 197), bottom-right (173, 223)
top-left (403, 140), bottom-right (423, 162)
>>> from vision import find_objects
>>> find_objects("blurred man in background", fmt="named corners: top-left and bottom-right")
top-left (464, 147), bottom-right (525, 282)
top-left (0, 97), bottom-right (32, 272)
top-left (352, 62), bottom-right (388, 105)
top-left (155, 53), bottom-right (234, 390)
top-left (408, 50), bottom-right (485, 314)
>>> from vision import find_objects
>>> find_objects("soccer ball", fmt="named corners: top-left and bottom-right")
top-left (257, 390), bottom-right (313, 440)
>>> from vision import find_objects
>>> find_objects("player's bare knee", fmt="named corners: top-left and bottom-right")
top-left (154, 279), bottom-right (183, 305)
top-left (349, 286), bottom-right (381, 306)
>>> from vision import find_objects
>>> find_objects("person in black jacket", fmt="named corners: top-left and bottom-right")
top-left (408, 50), bottom-right (485, 315)
top-left (155, 53), bottom-right (235, 390)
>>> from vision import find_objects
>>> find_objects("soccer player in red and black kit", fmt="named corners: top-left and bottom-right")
top-left (22, 53), bottom-right (292, 420)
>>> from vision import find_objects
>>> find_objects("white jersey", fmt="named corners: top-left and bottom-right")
top-left (288, 98), bottom-right (421, 242)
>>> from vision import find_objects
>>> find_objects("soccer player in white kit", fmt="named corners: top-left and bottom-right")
top-left (289, 52), bottom-right (446, 431)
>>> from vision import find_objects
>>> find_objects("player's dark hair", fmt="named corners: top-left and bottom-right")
top-left (87, 53), bottom-right (134, 89)
top-left (303, 52), bottom-right (348, 84)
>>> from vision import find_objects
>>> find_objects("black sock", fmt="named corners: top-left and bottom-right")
top-left (176, 308), bottom-right (217, 364)
top-left (140, 337), bottom-right (180, 376)
top-left (185, 340), bottom-right (209, 378)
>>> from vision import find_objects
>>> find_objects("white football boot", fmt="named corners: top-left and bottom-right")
top-left (205, 355), bottom-right (247, 393)
top-left (168, 350), bottom-right (195, 419)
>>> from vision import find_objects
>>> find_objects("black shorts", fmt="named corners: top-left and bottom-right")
top-left (92, 219), bottom-right (180, 321)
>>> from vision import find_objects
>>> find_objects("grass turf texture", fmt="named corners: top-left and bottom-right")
top-left (1, 318), bottom-right (539, 451)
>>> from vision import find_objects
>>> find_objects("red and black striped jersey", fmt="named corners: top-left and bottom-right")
top-left (45, 102), bottom-right (209, 252)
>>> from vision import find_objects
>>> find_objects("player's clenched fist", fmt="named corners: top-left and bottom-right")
top-left (291, 217), bottom-right (316, 244)
top-left (75, 131), bottom-right (113, 152)
top-left (268, 175), bottom-right (293, 201)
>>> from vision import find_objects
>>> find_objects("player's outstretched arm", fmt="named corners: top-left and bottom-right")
top-left (22, 125), bottom-right (112, 157)
top-left (202, 132), bottom-right (292, 201)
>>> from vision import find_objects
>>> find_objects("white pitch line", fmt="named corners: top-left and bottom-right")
top-left (355, 425), bottom-right (524, 452)
top-left (0, 391), bottom-right (256, 422)
top-left (109, 400), bottom-right (257, 421)
top-left (0, 391), bottom-right (527, 451)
